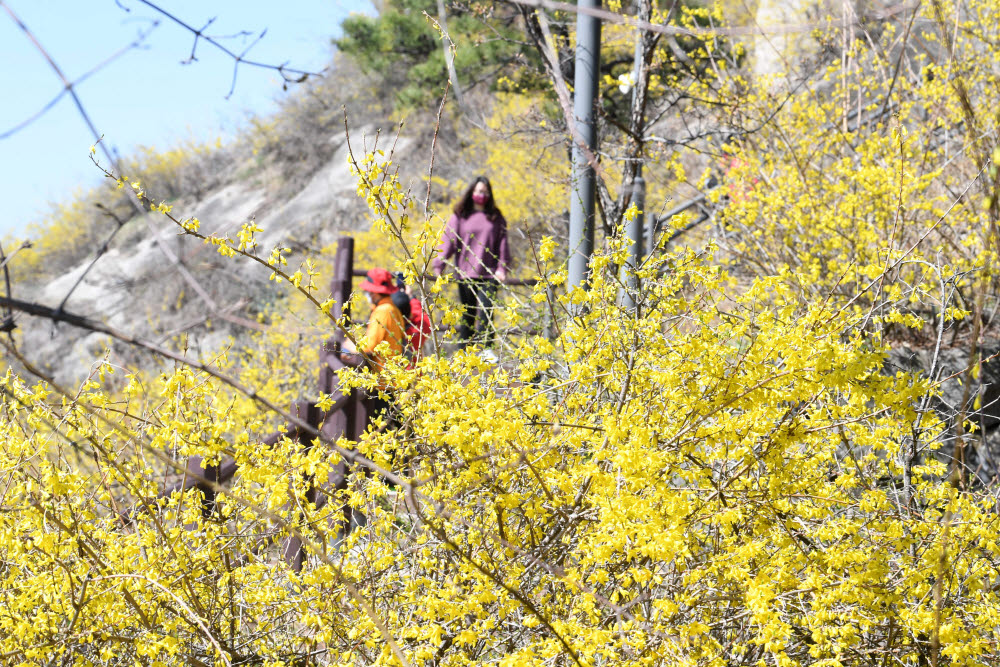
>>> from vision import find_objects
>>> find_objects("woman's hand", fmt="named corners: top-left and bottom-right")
top-left (496, 268), bottom-right (507, 282)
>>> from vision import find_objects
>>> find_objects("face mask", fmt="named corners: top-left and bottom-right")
top-left (472, 192), bottom-right (489, 206)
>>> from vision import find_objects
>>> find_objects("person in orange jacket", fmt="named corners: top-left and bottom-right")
top-left (357, 268), bottom-right (406, 371)
top-left (336, 268), bottom-right (406, 421)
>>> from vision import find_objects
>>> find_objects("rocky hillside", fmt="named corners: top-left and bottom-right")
top-left (8, 55), bottom-right (456, 387)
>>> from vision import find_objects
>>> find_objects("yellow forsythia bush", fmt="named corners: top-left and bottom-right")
top-left (8, 0), bottom-right (1000, 662)
top-left (2, 216), bottom-right (993, 665)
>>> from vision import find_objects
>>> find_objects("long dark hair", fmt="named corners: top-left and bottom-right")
top-left (453, 175), bottom-right (503, 220)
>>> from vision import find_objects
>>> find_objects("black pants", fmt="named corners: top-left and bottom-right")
top-left (457, 279), bottom-right (498, 348)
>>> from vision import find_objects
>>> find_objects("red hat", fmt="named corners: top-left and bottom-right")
top-left (359, 268), bottom-right (398, 295)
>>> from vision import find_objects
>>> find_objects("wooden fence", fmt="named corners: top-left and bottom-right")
top-left (159, 235), bottom-right (368, 572)
top-left (156, 235), bottom-right (550, 571)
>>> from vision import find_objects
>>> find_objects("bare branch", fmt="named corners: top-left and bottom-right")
top-left (128, 0), bottom-right (324, 83)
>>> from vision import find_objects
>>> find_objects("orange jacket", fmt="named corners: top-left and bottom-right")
top-left (362, 296), bottom-right (406, 378)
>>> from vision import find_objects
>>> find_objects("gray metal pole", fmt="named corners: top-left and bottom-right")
top-left (621, 172), bottom-right (644, 310)
top-left (567, 0), bottom-right (601, 292)
top-left (620, 19), bottom-right (645, 311)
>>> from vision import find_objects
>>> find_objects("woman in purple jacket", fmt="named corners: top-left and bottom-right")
top-left (433, 176), bottom-right (512, 349)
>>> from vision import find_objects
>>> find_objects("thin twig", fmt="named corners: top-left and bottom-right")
top-left (128, 0), bottom-right (322, 82)
top-left (0, 20), bottom-right (160, 140)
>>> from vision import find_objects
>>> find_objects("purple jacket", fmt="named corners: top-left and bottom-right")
top-left (433, 211), bottom-right (511, 279)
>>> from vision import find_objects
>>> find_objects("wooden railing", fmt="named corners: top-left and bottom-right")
top-left (158, 236), bottom-right (555, 570)
top-left (158, 235), bottom-right (370, 572)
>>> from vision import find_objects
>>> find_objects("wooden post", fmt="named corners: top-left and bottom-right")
top-left (321, 236), bottom-right (371, 536)
top-left (286, 235), bottom-right (366, 567)
top-left (331, 235), bottom-right (354, 327)
top-left (319, 236), bottom-right (354, 394)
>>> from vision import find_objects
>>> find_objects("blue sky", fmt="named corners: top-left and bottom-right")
top-left (0, 0), bottom-right (372, 237)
